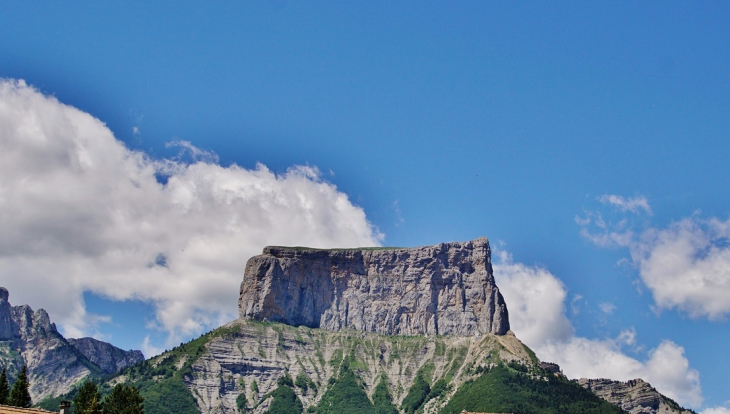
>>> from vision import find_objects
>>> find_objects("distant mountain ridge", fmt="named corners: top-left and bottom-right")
top-left (0, 287), bottom-right (144, 401)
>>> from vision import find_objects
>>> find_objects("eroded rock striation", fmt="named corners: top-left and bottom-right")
top-left (166, 319), bottom-right (532, 414)
top-left (239, 237), bottom-right (509, 336)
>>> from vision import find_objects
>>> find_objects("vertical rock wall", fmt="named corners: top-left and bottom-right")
top-left (239, 238), bottom-right (510, 336)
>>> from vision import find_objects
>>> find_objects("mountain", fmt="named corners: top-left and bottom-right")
top-left (0, 287), bottom-right (144, 402)
top-left (29, 239), bottom-right (695, 413)
top-left (89, 240), bottom-right (626, 413)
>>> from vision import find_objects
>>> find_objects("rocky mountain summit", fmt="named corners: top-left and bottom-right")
top-left (0, 287), bottom-right (143, 401)
top-left (577, 378), bottom-right (694, 414)
top-left (239, 238), bottom-right (509, 337)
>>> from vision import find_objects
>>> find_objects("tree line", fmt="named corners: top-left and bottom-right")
top-left (0, 366), bottom-right (32, 408)
top-left (0, 366), bottom-right (145, 413)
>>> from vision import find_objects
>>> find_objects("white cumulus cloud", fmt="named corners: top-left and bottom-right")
top-left (141, 336), bottom-right (165, 358)
top-left (492, 251), bottom-right (573, 345)
top-left (494, 250), bottom-right (703, 408)
top-left (634, 217), bottom-right (730, 320)
top-left (579, 197), bottom-right (730, 320)
top-left (0, 79), bottom-right (382, 344)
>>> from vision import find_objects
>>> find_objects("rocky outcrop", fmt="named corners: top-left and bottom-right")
top-left (0, 288), bottom-right (14, 339)
top-left (0, 287), bottom-right (144, 402)
top-left (239, 238), bottom-right (509, 337)
top-left (577, 378), bottom-right (693, 414)
top-left (0, 288), bottom-right (58, 342)
top-left (67, 337), bottom-right (144, 374)
top-left (539, 361), bottom-right (563, 376)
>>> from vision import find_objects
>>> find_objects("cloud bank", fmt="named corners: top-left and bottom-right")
top-left (0, 79), bottom-right (382, 345)
top-left (494, 250), bottom-right (702, 408)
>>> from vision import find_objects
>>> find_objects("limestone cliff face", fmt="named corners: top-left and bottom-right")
top-left (239, 238), bottom-right (509, 336)
top-left (577, 378), bottom-right (693, 414)
top-left (0, 287), bottom-right (143, 401)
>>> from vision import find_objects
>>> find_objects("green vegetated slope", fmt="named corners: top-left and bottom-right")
top-left (311, 357), bottom-right (400, 414)
top-left (38, 320), bottom-right (627, 413)
top-left (442, 363), bottom-right (624, 414)
top-left (266, 376), bottom-right (304, 414)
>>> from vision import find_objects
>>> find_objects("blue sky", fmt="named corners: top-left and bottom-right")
top-left (1, 2), bottom-right (728, 410)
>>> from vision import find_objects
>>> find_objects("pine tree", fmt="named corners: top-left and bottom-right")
top-left (8, 365), bottom-right (31, 408)
top-left (73, 381), bottom-right (103, 414)
top-left (85, 395), bottom-right (102, 414)
top-left (0, 367), bottom-right (9, 405)
top-left (102, 383), bottom-right (144, 414)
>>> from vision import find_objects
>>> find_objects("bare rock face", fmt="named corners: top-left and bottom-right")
top-left (67, 337), bottom-right (144, 374)
top-left (239, 238), bottom-right (510, 336)
top-left (577, 378), bottom-right (693, 414)
top-left (0, 287), bottom-right (144, 401)
top-left (0, 288), bottom-right (14, 339)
